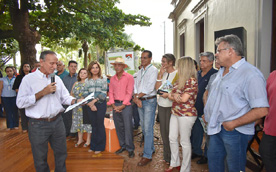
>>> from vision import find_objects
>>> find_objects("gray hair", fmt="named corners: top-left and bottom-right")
top-left (215, 34), bottom-right (244, 56)
top-left (199, 52), bottom-right (215, 62)
top-left (40, 50), bottom-right (57, 60)
top-left (58, 60), bottom-right (65, 65)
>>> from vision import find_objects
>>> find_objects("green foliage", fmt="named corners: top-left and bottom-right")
top-left (0, 38), bottom-right (19, 68)
top-left (0, 0), bottom-right (151, 63)
top-left (152, 61), bottom-right (161, 69)
top-left (30, 0), bottom-right (151, 50)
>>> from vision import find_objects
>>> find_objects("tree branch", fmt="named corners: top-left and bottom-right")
top-left (0, 30), bottom-right (14, 39)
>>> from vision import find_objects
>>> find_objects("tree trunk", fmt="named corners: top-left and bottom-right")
top-left (104, 51), bottom-right (107, 74)
top-left (13, 55), bottom-right (16, 67)
top-left (82, 41), bottom-right (89, 68)
top-left (96, 45), bottom-right (100, 62)
top-left (10, 1), bottom-right (41, 67)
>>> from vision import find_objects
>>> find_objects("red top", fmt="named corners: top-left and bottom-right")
top-left (107, 71), bottom-right (134, 106)
top-left (171, 78), bottom-right (198, 117)
top-left (263, 70), bottom-right (276, 136)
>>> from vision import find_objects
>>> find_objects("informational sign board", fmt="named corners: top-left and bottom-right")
top-left (107, 51), bottom-right (136, 76)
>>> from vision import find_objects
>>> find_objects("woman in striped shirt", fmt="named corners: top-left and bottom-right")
top-left (82, 61), bottom-right (107, 154)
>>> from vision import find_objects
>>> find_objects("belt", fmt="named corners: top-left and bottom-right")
top-left (139, 95), bottom-right (157, 101)
top-left (35, 113), bottom-right (61, 122)
top-left (115, 100), bottom-right (123, 103)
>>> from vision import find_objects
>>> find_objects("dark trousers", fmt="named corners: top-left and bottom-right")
top-left (158, 105), bottom-right (171, 162)
top-left (28, 115), bottom-right (67, 172)
top-left (0, 104), bottom-right (3, 117)
top-left (62, 105), bottom-right (75, 137)
top-left (2, 96), bottom-right (19, 128)
top-left (113, 102), bottom-right (134, 151)
top-left (19, 108), bottom-right (28, 130)
top-left (87, 101), bottom-right (107, 151)
top-left (191, 117), bottom-right (205, 156)
top-left (132, 103), bottom-right (140, 127)
top-left (259, 132), bottom-right (276, 172)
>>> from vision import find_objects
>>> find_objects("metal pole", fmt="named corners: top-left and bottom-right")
top-left (164, 21), bottom-right (166, 54)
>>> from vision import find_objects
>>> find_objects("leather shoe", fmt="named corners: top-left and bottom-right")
top-left (197, 156), bottom-right (208, 164)
top-left (137, 157), bottom-right (152, 166)
top-left (133, 125), bottom-right (139, 130)
top-left (191, 153), bottom-right (201, 159)
top-left (115, 147), bottom-right (126, 154)
top-left (128, 151), bottom-right (135, 158)
top-left (139, 151), bottom-right (155, 157)
top-left (164, 166), bottom-right (181, 172)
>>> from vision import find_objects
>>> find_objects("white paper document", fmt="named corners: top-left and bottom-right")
top-left (64, 92), bottom-right (95, 113)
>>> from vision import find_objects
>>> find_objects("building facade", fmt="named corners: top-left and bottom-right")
top-left (169, 0), bottom-right (275, 78)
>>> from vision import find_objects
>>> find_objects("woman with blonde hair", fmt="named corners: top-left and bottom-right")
top-left (82, 61), bottom-right (107, 154)
top-left (165, 57), bottom-right (198, 172)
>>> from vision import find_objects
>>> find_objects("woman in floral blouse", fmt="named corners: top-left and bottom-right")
top-left (82, 61), bottom-right (107, 154)
top-left (166, 57), bottom-right (198, 172)
top-left (70, 68), bottom-right (92, 147)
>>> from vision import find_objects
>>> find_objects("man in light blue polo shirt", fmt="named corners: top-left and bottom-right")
top-left (204, 34), bottom-right (269, 172)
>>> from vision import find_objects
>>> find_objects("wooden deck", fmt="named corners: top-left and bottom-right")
top-left (0, 118), bottom-right (124, 172)
top-left (0, 116), bottom-right (265, 172)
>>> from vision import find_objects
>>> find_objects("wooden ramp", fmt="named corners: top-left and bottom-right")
top-left (0, 118), bottom-right (124, 172)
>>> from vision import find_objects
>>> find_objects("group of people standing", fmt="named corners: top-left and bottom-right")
top-left (0, 63), bottom-right (32, 132)
top-left (111, 34), bottom-right (275, 172)
top-left (2, 33), bottom-right (275, 172)
top-left (56, 59), bottom-right (108, 154)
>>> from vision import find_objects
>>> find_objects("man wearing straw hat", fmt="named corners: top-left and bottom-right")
top-left (107, 57), bottom-right (135, 158)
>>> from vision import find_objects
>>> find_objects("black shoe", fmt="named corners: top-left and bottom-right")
top-left (133, 126), bottom-right (139, 130)
top-left (115, 147), bottom-right (126, 154)
top-left (197, 156), bottom-right (208, 164)
top-left (128, 151), bottom-right (135, 158)
top-left (191, 153), bottom-right (201, 159)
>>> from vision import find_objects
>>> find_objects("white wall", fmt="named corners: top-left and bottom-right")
top-left (171, 0), bottom-right (272, 77)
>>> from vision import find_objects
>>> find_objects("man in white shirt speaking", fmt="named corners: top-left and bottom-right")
top-left (16, 51), bottom-right (76, 172)
top-left (134, 50), bottom-right (158, 166)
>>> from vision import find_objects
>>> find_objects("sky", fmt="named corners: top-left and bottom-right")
top-left (116, 0), bottom-right (174, 63)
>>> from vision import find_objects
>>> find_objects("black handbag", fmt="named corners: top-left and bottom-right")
top-left (82, 105), bottom-right (91, 124)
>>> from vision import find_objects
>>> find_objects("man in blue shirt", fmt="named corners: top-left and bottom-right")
top-left (191, 52), bottom-right (217, 164)
top-left (62, 60), bottom-right (78, 138)
top-left (204, 34), bottom-right (269, 172)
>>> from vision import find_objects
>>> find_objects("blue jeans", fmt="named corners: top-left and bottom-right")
top-left (207, 126), bottom-right (252, 172)
top-left (2, 96), bottom-right (19, 128)
top-left (191, 117), bottom-right (204, 156)
top-left (138, 98), bottom-right (157, 159)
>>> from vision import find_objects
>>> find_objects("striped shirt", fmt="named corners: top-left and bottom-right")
top-left (83, 77), bottom-right (107, 102)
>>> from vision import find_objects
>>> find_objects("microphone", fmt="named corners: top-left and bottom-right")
top-left (50, 73), bottom-right (55, 94)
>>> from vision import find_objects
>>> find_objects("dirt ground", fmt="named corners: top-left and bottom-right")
top-left (120, 121), bottom-right (264, 172)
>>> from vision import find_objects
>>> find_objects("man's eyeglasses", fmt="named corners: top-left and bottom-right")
top-left (140, 57), bottom-right (148, 59)
top-left (216, 48), bottom-right (229, 54)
